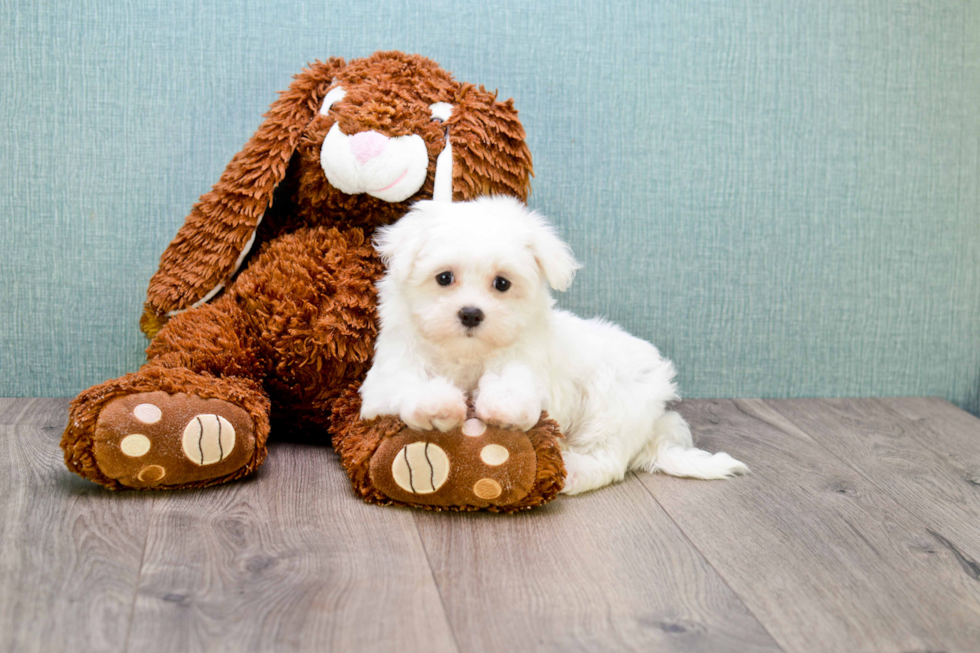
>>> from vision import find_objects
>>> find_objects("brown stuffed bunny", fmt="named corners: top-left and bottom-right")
top-left (61, 51), bottom-right (565, 511)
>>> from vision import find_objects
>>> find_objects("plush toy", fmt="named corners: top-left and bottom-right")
top-left (61, 51), bottom-right (565, 511)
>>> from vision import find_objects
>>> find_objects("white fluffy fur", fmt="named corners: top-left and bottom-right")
top-left (359, 196), bottom-right (748, 494)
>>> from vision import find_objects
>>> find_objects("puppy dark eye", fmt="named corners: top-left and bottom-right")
top-left (493, 276), bottom-right (511, 292)
top-left (436, 271), bottom-right (454, 286)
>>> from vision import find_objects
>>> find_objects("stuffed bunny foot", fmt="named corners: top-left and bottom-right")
top-left (331, 386), bottom-right (566, 511)
top-left (62, 367), bottom-right (270, 490)
top-left (90, 391), bottom-right (257, 488)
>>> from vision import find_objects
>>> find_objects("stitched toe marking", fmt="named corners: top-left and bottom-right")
top-left (391, 442), bottom-right (450, 494)
top-left (181, 415), bottom-right (236, 465)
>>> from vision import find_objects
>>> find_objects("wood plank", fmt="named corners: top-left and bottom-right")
top-left (125, 440), bottom-right (458, 653)
top-left (0, 397), bottom-right (70, 425)
top-left (0, 398), bottom-right (17, 421)
top-left (414, 473), bottom-right (783, 653)
top-left (879, 396), bottom-right (980, 492)
top-left (0, 398), bottom-right (149, 653)
top-left (637, 399), bottom-right (980, 653)
top-left (8, 396), bottom-right (980, 652)
top-left (758, 397), bottom-right (980, 565)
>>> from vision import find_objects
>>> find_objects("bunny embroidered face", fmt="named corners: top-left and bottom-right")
top-left (291, 54), bottom-right (458, 219)
top-left (319, 86), bottom-right (454, 203)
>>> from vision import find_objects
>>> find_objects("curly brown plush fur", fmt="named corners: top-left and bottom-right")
top-left (62, 51), bottom-right (562, 508)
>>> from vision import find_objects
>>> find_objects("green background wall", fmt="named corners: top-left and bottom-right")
top-left (2, 1), bottom-right (979, 412)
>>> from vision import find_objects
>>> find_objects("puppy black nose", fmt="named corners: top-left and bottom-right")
top-left (458, 306), bottom-right (484, 328)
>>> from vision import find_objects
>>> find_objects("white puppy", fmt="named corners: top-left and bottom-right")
top-left (359, 196), bottom-right (748, 494)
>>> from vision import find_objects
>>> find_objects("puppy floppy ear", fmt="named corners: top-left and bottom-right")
top-left (373, 202), bottom-right (432, 283)
top-left (524, 207), bottom-right (581, 292)
top-left (141, 58), bottom-right (347, 338)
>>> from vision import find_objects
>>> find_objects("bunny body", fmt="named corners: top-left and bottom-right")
top-left (61, 52), bottom-right (565, 505)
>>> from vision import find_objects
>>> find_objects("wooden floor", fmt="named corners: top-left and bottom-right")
top-left (2, 398), bottom-right (980, 652)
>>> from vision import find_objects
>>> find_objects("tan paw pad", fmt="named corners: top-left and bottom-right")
top-left (473, 478), bottom-right (502, 500)
top-left (120, 434), bottom-right (151, 457)
top-left (480, 444), bottom-right (509, 466)
top-left (138, 465), bottom-right (166, 483)
top-left (133, 403), bottom-right (162, 424)
top-left (462, 418), bottom-right (487, 436)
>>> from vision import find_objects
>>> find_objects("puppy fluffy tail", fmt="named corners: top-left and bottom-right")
top-left (630, 411), bottom-right (749, 480)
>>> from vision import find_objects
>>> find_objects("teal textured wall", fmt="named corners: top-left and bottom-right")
top-left (2, 1), bottom-right (979, 412)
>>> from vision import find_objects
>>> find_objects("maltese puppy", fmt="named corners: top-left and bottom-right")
top-left (359, 196), bottom-right (748, 494)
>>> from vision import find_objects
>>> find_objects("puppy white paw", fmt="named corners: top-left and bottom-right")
top-left (475, 387), bottom-right (541, 432)
top-left (402, 381), bottom-right (468, 432)
top-left (560, 451), bottom-right (593, 495)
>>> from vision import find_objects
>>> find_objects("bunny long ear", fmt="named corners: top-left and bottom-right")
top-left (140, 58), bottom-right (347, 337)
top-left (447, 84), bottom-right (534, 203)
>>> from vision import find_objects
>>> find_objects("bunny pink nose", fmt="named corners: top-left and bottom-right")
top-left (349, 130), bottom-right (389, 165)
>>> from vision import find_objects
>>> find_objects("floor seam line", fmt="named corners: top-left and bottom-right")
top-left (410, 513), bottom-right (464, 653)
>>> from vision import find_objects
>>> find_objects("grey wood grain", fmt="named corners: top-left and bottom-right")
top-left (0, 397), bottom-right (70, 425)
top-left (637, 399), bottom-right (980, 653)
top-left (758, 397), bottom-right (980, 565)
top-left (0, 398), bottom-right (17, 421)
top-left (8, 397), bottom-right (980, 653)
top-left (0, 398), bottom-right (149, 653)
top-left (413, 472), bottom-right (782, 653)
top-left (878, 396), bottom-right (980, 496)
top-left (125, 441), bottom-right (458, 653)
